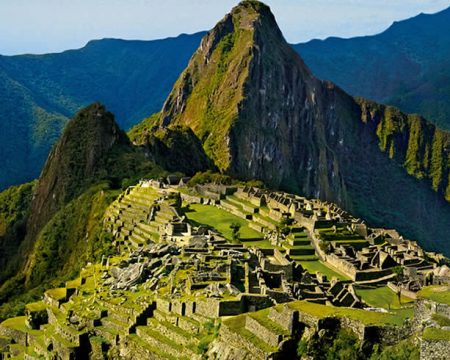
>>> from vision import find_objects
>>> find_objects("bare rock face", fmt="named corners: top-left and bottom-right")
top-left (157, 1), bottom-right (450, 254)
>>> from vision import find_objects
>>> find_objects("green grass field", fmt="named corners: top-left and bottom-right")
top-left (0, 316), bottom-right (29, 331)
top-left (185, 204), bottom-right (262, 240)
top-left (417, 286), bottom-right (450, 305)
top-left (298, 260), bottom-right (349, 280)
top-left (355, 286), bottom-right (414, 309)
top-left (240, 239), bottom-right (275, 249)
top-left (422, 327), bottom-right (450, 341)
top-left (287, 301), bottom-right (409, 326)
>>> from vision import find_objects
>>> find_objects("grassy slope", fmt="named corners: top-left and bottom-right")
top-left (417, 285), bottom-right (450, 305)
top-left (288, 300), bottom-right (410, 326)
top-left (185, 204), bottom-right (261, 240)
top-left (299, 261), bottom-right (349, 281)
top-left (355, 287), bottom-right (414, 309)
top-left (160, 5), bottom-right (257, 171)
top-left (0, 104), bottom-right (170, 320)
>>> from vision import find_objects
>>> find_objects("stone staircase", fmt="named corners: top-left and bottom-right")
top-left (284, 231), bottom-right (318, 262)
top-left (104, 186), bottom-right (165, 249)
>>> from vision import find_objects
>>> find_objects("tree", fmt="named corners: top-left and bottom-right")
top-left (391, 266), bottom-right (404, 305)
top-left (319, 240), bottom-right (331, 255)
top-left (230, 222), bottom-right (241, 242)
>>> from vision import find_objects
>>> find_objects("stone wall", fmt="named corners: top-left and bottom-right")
top-left (0, 325), bottom-right (27, 346)
top-left (421, 339), bottom-right (450, 360)
top-left (196, 299), bottom-right (220, 318)
top-left (268, 306), bottom-right (298, 333)
top-left (245, 316), bottom-right (282, 347)
top-left (218, 323), bottom-right (268, 359)
top-left (374, 325), bottom-right (414, 346)
top-left (415, 298), bottom-right (450, 324)
top-left (326, 254), bottom-right (357, 280)
top-left (387, 282), bottom-right (417, 299)
top-left (180, 193), bottom-right (202, 204)
top-left (218, 300), bottom-right (244, 316)
top-left (156, 298), bottom-right (172, 313)
top-left (241, 294), bottom-right (274, 312)
top-left (297, 311), bottom-right (321, 327)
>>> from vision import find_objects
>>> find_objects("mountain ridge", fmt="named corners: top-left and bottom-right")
top-left (0, 32), bottom-right (205, 190)
top-left (152, 0), bottom-right (450, 255)
top-left (295, 5), bottom-right (450, 129)
top-left (2, 5), bottom-right (450, 191)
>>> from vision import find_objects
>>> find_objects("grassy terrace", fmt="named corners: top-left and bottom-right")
top-left (226, 195), bottom-right (258, 210)
top-left (287, 301), bottom-right (409, 326)
top-left (0, 316), bottom-right (29, 331)
top-left (222, 314), bottom-right (278, 353)
top-left (355, 286), bottom-right (414, 309)
top-left (45, 288), bottom-right (66, 301)
top-left (298, 260), bottom-right (349, 280)
top-left (418, 285), bottom-right (450, 305)
top-left (240, 239), bottom-right (274, 249)
top-left (423, 327), bottom-right (450, 341)
top-left (248, 308), bottom-right (289, 336)
top-left (185, 204), bottom-right (261, 240)
top-left (25, 301), bottom-right (47, 313)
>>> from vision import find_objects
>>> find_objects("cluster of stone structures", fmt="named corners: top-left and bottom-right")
top-left (194, 184), bottom-right (448, 294)
top-left (0, 180), bottom-right (449, 359)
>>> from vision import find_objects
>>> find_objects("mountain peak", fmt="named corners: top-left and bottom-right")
top-left (154, 0), bottom-right (450, 255)
top-left (25, 103), bottom-right (129, 244)
top-left (159, 0), bottom-right (313, 170)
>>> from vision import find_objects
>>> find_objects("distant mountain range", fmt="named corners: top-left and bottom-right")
top-left (295, 6), bottom-right (450, 130)
top-left (0, 33), bottom-right (205, 190)
top-left (1, 5), bottom-right (450, 192)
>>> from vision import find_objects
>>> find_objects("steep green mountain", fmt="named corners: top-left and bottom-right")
top-left (0, 32), bottom-right (204, 190)
top-left (0, 182), bottom-right (35, 281)
top-left (155, 0), bottom-right (450, 255)
top-left (294, 6), bottom-right (450, 129)
top-left (0, 101), bottom-right (211, 319)
top-left (0, 103), bottom-right (159, 313)
top-left (3, 6), bottom-right (450, 192)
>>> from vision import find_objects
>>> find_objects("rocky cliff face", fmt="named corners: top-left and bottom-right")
top-left (158, 0), bottom-right (450, 254)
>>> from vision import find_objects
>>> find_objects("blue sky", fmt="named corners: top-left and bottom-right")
top-left (1, 0), bottom-right (449, 55)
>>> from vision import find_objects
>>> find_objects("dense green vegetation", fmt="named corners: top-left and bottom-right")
top-left (297, 328), bottom-right (360, 360)
top-left (0, 33), bottom-right (204, 190)
top-left (369, 339), bottom-right (420, 360)
top-left (0, 182), bottom-right (35, 281)
top-left (130, 123), bottom-right (212, 176)
top-left (0, 103), bottom-right (170, 321)
top-left (360, 99), bottom-right (450, 200)
top-left (25, 183), bottom-right (118, 288)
